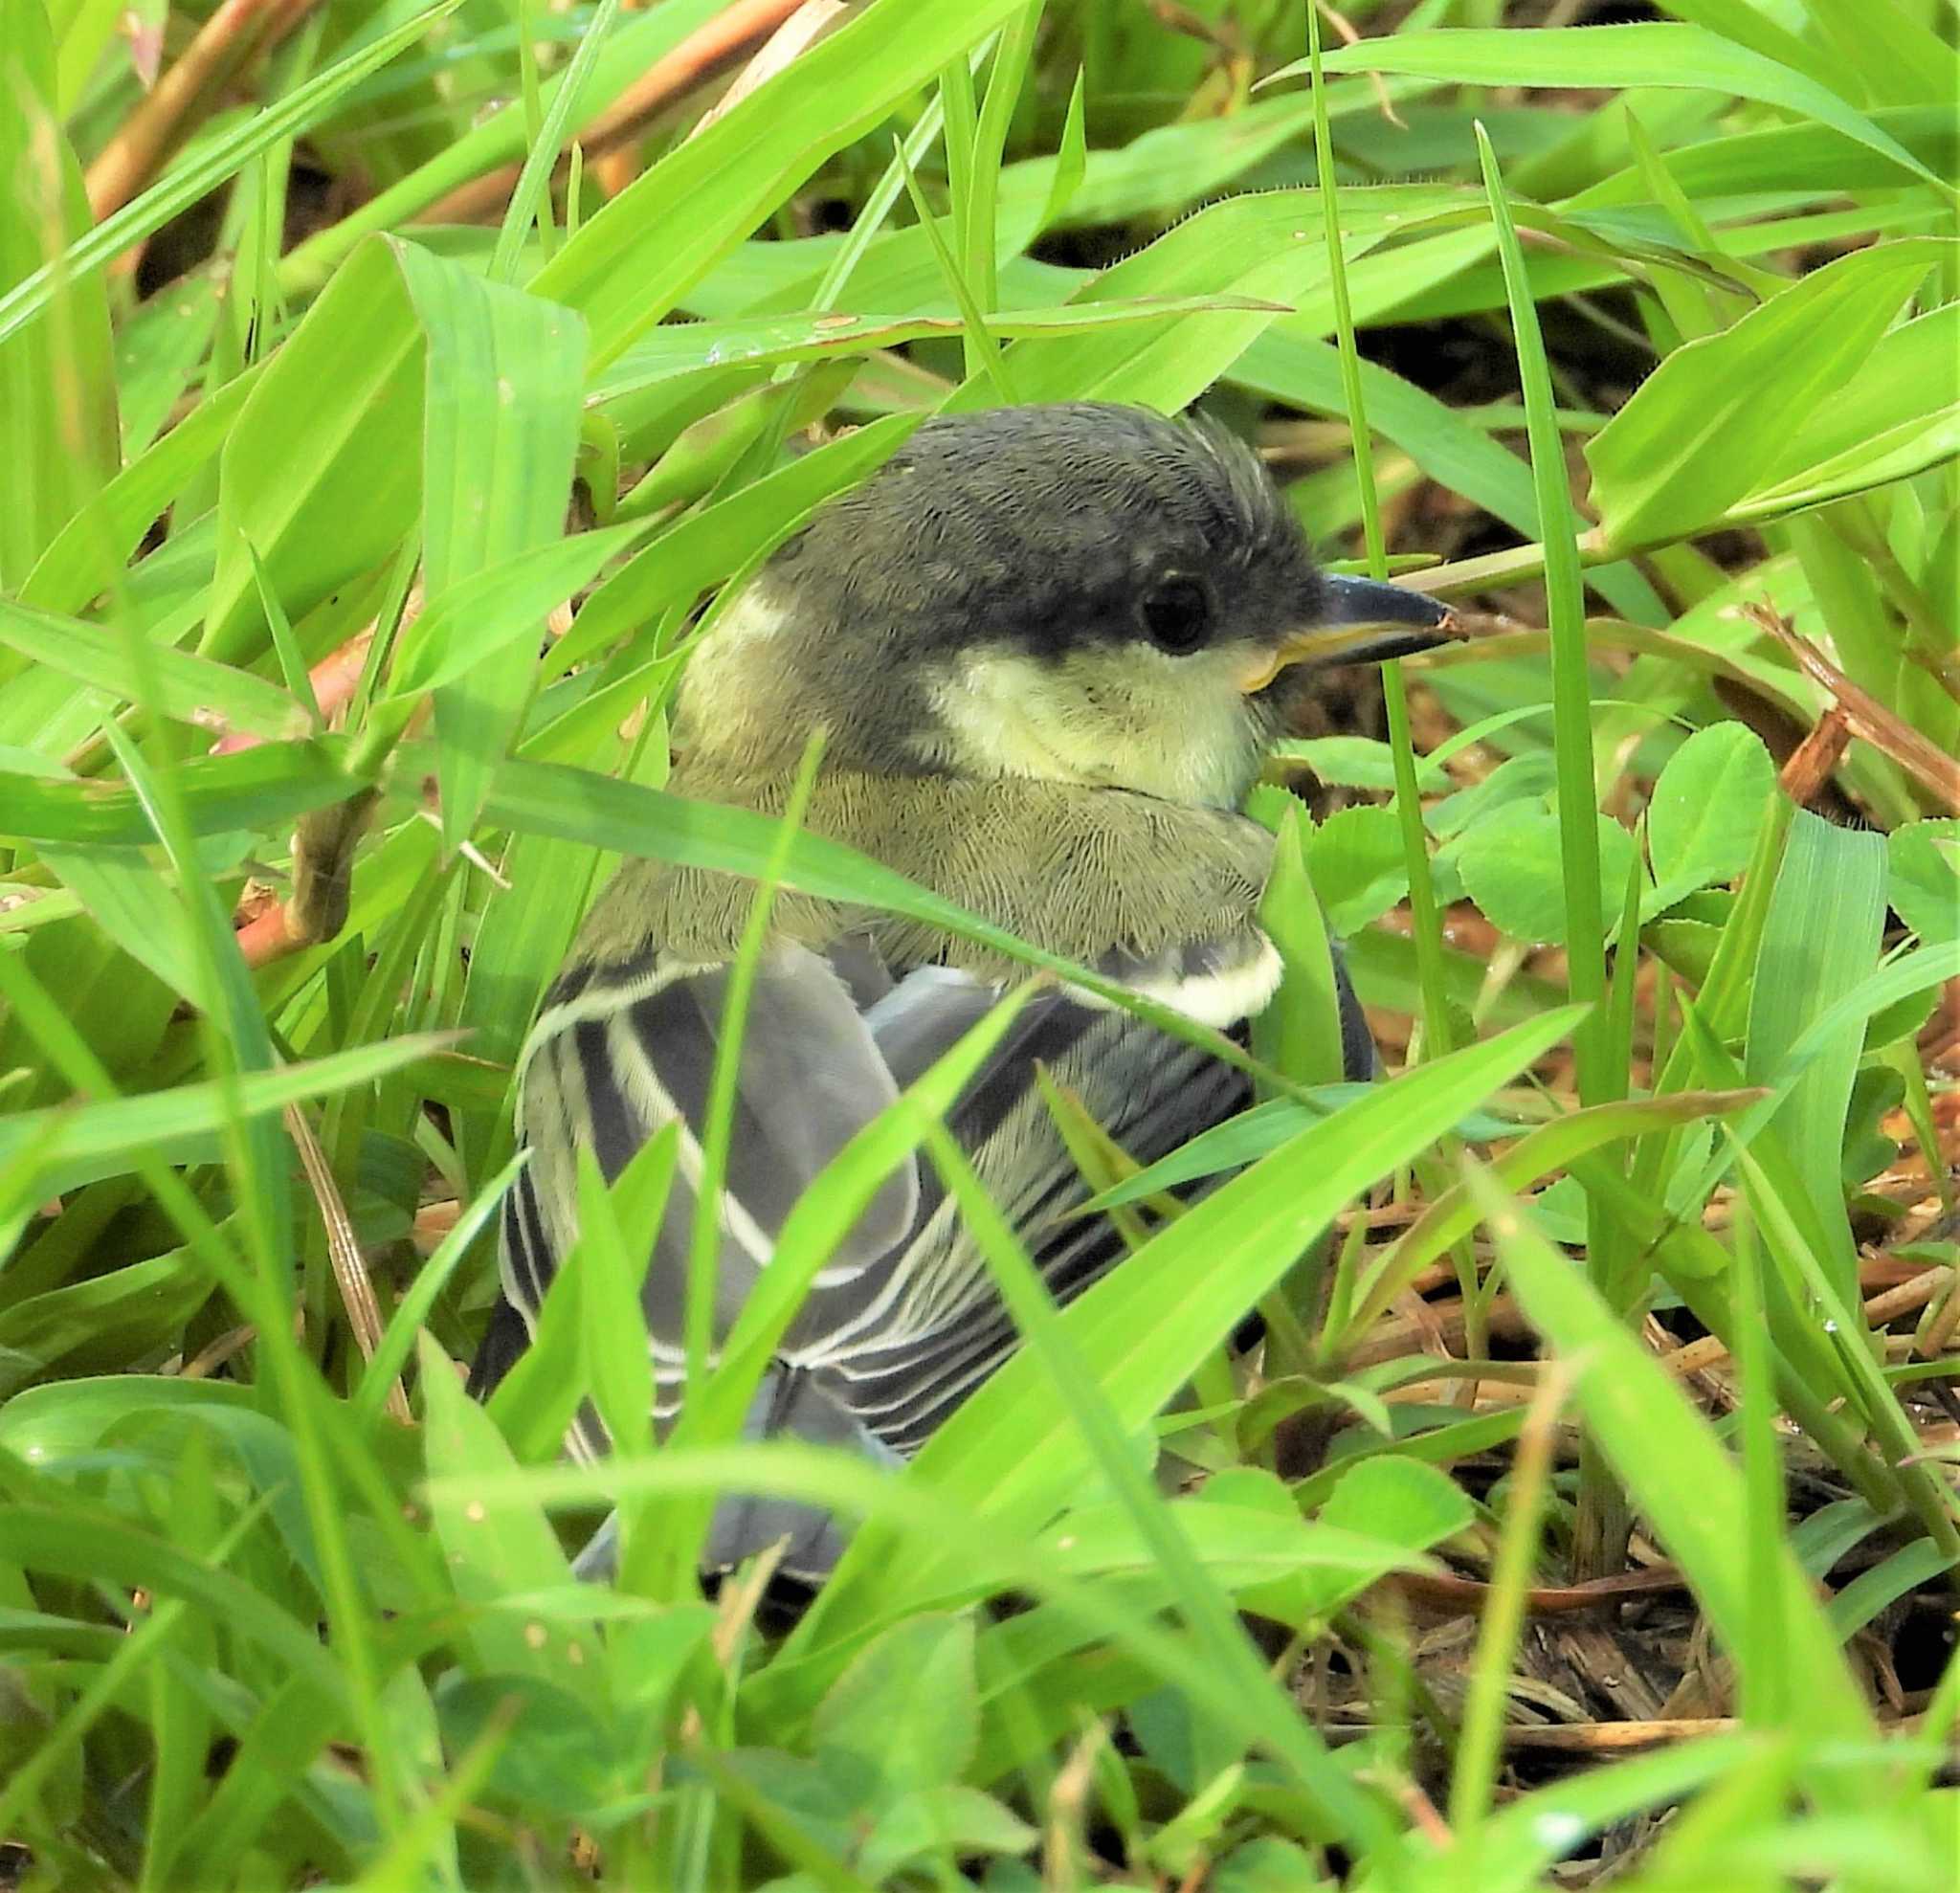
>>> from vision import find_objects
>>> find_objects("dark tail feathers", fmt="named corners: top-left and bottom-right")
top-left (569, 1367), bottom-right (899, 1586)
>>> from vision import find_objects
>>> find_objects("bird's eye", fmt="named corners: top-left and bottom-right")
top-left (1138, 575), bottom-right (1211, 655)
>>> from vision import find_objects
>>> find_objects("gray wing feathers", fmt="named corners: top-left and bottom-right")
top-left (811, 1005), bottom-right (1250, 1454)
top-left (503, 945), bottom-right (923, 1375)
top-left (498, 921), bottom-right (1369, 1575)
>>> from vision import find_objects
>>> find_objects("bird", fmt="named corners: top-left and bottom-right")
top-left (468, 402), bottom-right (1457, 1582)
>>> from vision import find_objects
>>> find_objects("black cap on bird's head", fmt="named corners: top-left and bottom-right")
top-left (679, 402), bottom-right (1459, 807)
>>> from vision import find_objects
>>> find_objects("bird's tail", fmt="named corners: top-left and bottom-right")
top-left (703, 1368), bottom-right (902, 1578)
top-left (571, 1367), bottom-right (899, 1585)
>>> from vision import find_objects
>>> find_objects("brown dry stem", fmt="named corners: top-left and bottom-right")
top-left (1745, 601), bottom-right (1960, 813)
top-left (86, 0), bottom-right (322, 221)
top-left (285, 1102), bottom-right (412, 1425)
top-left (423, 0), bottom-right (811, 226)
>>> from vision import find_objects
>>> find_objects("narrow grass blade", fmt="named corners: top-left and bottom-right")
top-left (1464, 1165), bottom-right (1882, 1791)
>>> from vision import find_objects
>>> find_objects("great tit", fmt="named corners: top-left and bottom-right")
top-left (470, 402), bottom-right (1456, 1579)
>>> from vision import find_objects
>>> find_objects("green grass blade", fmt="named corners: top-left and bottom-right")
top-left (1464, 1164), bottom-right (1882, 1791)
top-left (0, 3), bottom-right (463, 350)
top-left (1303, 3), bottom-right (1454, 1065)
top-left (1298, 25), bottom-right (1953, 197)
top-left (793, 1004), bottom-right (1585, 1637)
top-left (1473, 125), bottom-right (1609, 1107)
top-left (493, 0), bottom-right (626, 282)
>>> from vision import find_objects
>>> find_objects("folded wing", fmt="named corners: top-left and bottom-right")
top-left (481, 923), bottom-right (1370, 1573)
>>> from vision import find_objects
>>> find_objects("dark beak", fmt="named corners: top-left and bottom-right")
top-left (1315, 572), bottom-right (1459, 663)
top-left (1238, 574), bottom-right (1459, 693)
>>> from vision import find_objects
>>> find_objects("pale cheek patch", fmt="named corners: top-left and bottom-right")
top-left (928, 648), bottom-right (1263, 808)
top-left (924, 652), bottom-right (1090, 783)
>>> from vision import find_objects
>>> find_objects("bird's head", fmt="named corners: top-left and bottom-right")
top-left (675, 403), bottom-right (1459, 808)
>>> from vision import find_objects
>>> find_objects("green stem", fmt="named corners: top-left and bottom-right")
top-left (1303, 5), bottom-right (1455, 1064)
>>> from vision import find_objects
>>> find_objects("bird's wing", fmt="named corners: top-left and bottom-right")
top-left (796, 976), bottom-right (1256, 1454)
top-left (497, 942), bottom-right (924, 1406)
top-left (779, 927), bottom-right (1376, 1459)
top-left (487, 924), bottom-right (1369, 1463)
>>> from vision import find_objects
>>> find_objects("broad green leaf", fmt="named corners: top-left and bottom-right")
top-left (1793, 0), bottom-right (1960, 109)
top-left (1296, 1458), bottom-right (1473, 1619)
top-left (1763, 302), bottom-right (1960, 492)
top-left (1586, 240), bottom-right (1949, 548)
top-left (1253, 804), bottom-right (1345, 1087)
top-left (947, 190), bottom-right (1458, 414)
top-left (572, 1134), bottom-right (673, 1468)
top-left (1739, 404), bottom-right (1960, 523)
top-left (1305, 803), bottom-right (1409, 936)
top-left (0, 1373), bottom-right (244, 1463)
top-left (112, 273), bottom-right (221, 459)
top-left (858, 1786), bottom-right (1034, 1882)
top-left (1022, 1499), bottom-right (1448, 1644)
top-left (1639, 1), bottom-right (1841, 100)
top-left (590, 298), bottom-right (1290, 406)
top-left (1008, 95), bottom-right (1328, 232)
top-left (386, 521), bottom-right (645, 698)
top-left (0, 595), bottom-right (305, 739)
top-left (1735, 300), bottom-right (1960, 523)
top-left (1744, 809), bottom-right (1885, 1254)
top-left (1645, 722), bottom-right (1776, 909)
top-left (204, 240), bottom-right (424, 663)
top-left (454, 826), bottom-right (612, 1078)
top-left (1377, 196), bottom-right (1933, 333)
top-left (434, 1672), bottom-right (615, 1818)
top-left (1573, 103), bottom-right (1957, 212)
top-left (0, 1033), bottom-right (452, 1200)
top-left (813, 1615), bottom-right (977, 1799)
top-left (392, 239), bottom-right (587, 849)
top-left (1301, 26), bottom-right (1950, 195)
top-left (38, 845), bottom-right (200, 998)
top-left (1457, 803), bottom-right (1641, 947)
top-left (0, 920), bottom-right (178, 1112)
top-left (1271, 737), bottom-right (1447, 795)
top-left (0, 1252), bottom-right (212, 1398)
top-left (678, 212), bottom-right (1068, 326)
top-left (0, 1506), bottom-right (347, 1706)
top-left (533, 0), bottom-right (1035, 367)
top-left (1888, 819), bottom-right (1960, 945)
top-left (0, 0), bottom-right (117, 590)
top-left (416, 1332), bottom-right (582, 1680)
top-left (484, 1244), bottom-right (590, 1472)
top-left (1036, 1495), bottom-right (1446, 1593)
top-left (0, 739), bottom-right (364, 846)
top-left (1211, 1837), bottom-right (1334, 1893)
top-left (18, 368), bottom-right (256, 617)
